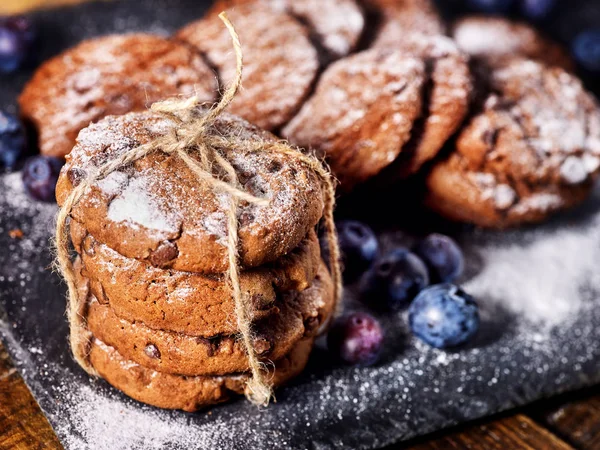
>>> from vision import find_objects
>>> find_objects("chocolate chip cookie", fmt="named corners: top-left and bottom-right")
top-left (56, 111), bottom-right (325, 273)
top-left (451, 16), bottom-right (574, 71)
top-left (86, 263), bottom-right (334, 376)
top-left (19, 33), bottom-right (217, 158)
top-left (90, 337), bottom-right (314, 411)
top-left (73, 221), bottom-right (321, 336)
top-left (283, 38), bottom-right (471, 190)
top-left (426, 59), bottom-right (600, 227)
top-left (176, 3), bottom-right (319, 131)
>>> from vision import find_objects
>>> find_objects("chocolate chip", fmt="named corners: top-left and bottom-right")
top-left (252, 337), bottom-right (273, 356)
top-left (239, 211), bottom-right (255, 227)
top-left (144, 344), bottom-right (161, 359)
top-left (67, 168), bottom-right (86, 187)
top-left (267, 160), bottom-right (282, 173)
top-left (148, 241), bottom-right (179, 267)
top-left (197, 337), bottom-right (219, 357)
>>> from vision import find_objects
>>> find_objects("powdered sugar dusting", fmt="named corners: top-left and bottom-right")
top-left (107, 172), bottom-right (178, 233)
top-left (464, 214), bottom-right (600, 327)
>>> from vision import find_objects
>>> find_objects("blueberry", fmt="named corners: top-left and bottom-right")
top-left (409, 284), bottom-right (479, 348)
top-left (22, 156), bottom-right (64, 202)
top-left (572, 29), bottom-right (600, 73)
top-left (360, 248), bottom-right (429, 310)
top-left (519, 0), bottom-right (556, 20)
top-left (0, 111), bottom-right (26, 169)
top-left (414, 234), bottom-right (464, 283)
top-left (467, 0), bottom-right (515, 13)
top-left (327, 312), bottom-right (384, 366)
top-left (0, 16), bottom-right (37, 73)
top-left (337, 220), bottom-right (378, 282)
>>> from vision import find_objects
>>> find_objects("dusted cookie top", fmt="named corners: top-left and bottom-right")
top-left (451, 16), bottom-right (574, 71)
top-left (210, 0), bottom-right (365, 60)
top-left (283, 48), bottom-right (425, 190)
top-left (426, 60), bottom-right (600, 228)
top-left (19, 33), bottom-right (217, 158)
top-left (56, 111), bottom-right (325, 273)
top-left (365, 0), bottom-right (445, 49)
top-left (176, 3), bottom-right (319, 131)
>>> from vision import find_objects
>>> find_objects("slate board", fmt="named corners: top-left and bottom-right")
top-left (1, 1), bottom-right (600, 449)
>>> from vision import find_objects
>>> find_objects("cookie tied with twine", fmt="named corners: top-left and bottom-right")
top-left (54, 13), bottom-right (342, 406)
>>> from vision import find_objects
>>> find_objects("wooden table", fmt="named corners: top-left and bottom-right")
top-left (2, 1), bottom-right (600, 449)
top-left (2, 339), bottom-right (600, 450)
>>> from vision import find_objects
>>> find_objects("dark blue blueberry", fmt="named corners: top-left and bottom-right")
top-left (360, 248), bottom-right (429, 311)
top-left (0, 111), bottom-right (26, 169)
top-left (519, 0), bottom-right (556, 20)
top-left (337, 220), bottom-right (379, 282)
top-left (327, 312), bottom-right (384, 366)
top-left (414, 234), bottom-right (464, 283)
top-left (572, 29), bottom-right (600, 73)
top-left (408, 284), bottom-right (479, 348)
top-left (22, 156), bottom-right (64, 202)
top-left (0, 16), bottom-right (37, 73)
top-left (467, 0), bottom-right (515, 14)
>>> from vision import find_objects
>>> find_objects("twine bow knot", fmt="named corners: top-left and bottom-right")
top-left (55, 13), bottom-right (341, 406)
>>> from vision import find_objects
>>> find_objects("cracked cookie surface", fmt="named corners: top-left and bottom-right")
top-left (426, 59), bottom-right (600, 228)
top-left (19, 33), bottom-right (217, 158)
top-left (89, 337), bottom-right (314, 412)
top-left (84, 263), bottom-right (334, 377)
top-left (176, 3), bottom-right (319, 131)
top-left (73, 223), bottom-right (321, 337)
top-left (56, 111), bottom-right (324, 273)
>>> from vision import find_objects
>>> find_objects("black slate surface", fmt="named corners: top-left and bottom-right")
top-left (1, 1), bottom-right (600, 449)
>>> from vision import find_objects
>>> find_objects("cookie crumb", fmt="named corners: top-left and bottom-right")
top-left (8, 229), bottom-right (24, 239)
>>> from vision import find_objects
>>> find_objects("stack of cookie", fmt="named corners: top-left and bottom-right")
top-left (56, 111), bottom-right (334, 411)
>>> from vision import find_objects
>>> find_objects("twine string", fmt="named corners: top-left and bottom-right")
top-left (54, 12), bottom-right (341, 406)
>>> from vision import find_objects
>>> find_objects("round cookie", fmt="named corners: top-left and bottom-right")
top-left (426, 59), bottom-right (600, 228)
top-left (283, 39), bottom-right (472, 190)
top-left (56, 111), bottom-right (325, 274)
top-left (451, 16), bottom-right (574, 72)
top-left (283, 48), bottom-right (425, 191)
top-left (364, 0), bottom-right (445, 49)
top-left (90, 338), bottom-right (314, 412)
top-left (209, 0), bottom-right (365, 60)
top-left (73, 222), bottom-right (321, 337)
top-left (86, 263), bottom-right (334, 376)
top-left (176, 3), bottom-right (319, 131)
top-left (18, 33), bottom-right (217, 158)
